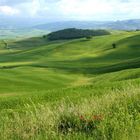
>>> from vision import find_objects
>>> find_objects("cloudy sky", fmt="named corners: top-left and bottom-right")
top-left (0, 0), bottom-right (140, 21)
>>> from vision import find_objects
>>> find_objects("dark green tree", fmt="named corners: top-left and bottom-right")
top-left (47, 28), bottom-right (110, 41)
top-left (112, 43), bottom-right (116, 49)
top-left (86, 36), bottom-right (92, 40)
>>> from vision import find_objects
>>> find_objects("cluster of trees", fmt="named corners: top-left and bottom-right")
top-left (45, 28), bottom-right (110, 41)
top-left (136, 29), bottom-right (140, 31)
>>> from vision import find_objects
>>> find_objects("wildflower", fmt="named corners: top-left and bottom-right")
top-left (93, 115), bottom-right (103, 121)
top-left (80, 115), bottom-right (85, 120)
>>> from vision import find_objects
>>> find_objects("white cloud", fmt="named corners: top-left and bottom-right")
top-left (0, 5), bottom-right (19, 15)
top-left (17, 0), bottom-right (48, 17)
top-left (58, 0), bottom-right (113, 15)
top-left (0, 0), bottom-right (140, 20)
top-left (55, 0), bottom-right (140, 20)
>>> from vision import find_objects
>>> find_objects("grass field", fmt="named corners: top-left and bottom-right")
top-left (0, 29), bottom-right (49, 40)
top-left (0, 30), bottom-right (140, 140)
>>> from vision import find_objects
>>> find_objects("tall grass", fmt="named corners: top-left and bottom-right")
top-left (0, 85), bottom-right (140, 140)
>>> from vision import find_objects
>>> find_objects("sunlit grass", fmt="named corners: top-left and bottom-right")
top-left (0, 31), bottom-right (140, 139)
top-left (0, 85), bottom-right (140, 140)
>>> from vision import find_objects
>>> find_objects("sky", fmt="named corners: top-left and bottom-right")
top-left (0, 0), bottom-right (140, 22)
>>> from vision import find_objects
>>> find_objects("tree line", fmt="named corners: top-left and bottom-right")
top-left (44, 28), bottom-right (110, 41)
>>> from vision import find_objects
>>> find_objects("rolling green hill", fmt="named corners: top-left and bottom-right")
top-left (0, 30), bottom-right (140, 140)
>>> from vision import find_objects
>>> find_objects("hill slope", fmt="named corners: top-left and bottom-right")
top-left (2, 30), bottom-right (139, 72)
top-left (0, 30), bottom-right (140, 139)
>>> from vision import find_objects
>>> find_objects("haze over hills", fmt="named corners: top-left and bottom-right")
top-left (34, 19), bottom-right (140, 31)
top-left (0, 17), bottom-right (47, 29)
top-left (0, 19), bottom-right (140, 39)
top-left (0, 18), bottom-right (49, 39)
top-left (0, 19), bottom-right (140, 30)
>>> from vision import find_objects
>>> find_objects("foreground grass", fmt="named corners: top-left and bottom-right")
top-left (0, 84), bottom-right (140, 140)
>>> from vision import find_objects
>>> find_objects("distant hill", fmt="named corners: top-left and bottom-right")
top-left (46, 28), bottom-right (110, 40)
top-left (0, 29), bottom-right (49, 40)
top-left (106, 19), bottom-right (140, 30)
top-left (1, 19), bottom-right (140, 39)
top-left (0, 17), bottom-right (45, 29)
top-left (0, 19), bottom-right (140, 31)
top-left (34, 19), bottom-right (140, 31)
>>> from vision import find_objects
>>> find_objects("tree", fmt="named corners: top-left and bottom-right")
top-left (136, 29), bottom-right (140, 31)
top-left (43, 35), bottom-right (47, 38)
top-left (3, 40), bottom-right (7, 48)
top-left (112, 43), bottom-right (116, 49)
top-left (86, 36), bottom-right (92, 40)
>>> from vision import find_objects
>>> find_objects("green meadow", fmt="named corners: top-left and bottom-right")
top-left (0, 30), bottom-right (140, 140)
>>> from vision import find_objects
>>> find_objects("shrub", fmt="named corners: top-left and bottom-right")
top-left (112, 43), bottom-right (116, 49)
top-left (43, 35), bottom-right (47, 38)
top-left (86, 36), bottom-right (92, 40)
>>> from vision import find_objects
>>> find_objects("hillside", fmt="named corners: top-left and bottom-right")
top-left (0, 29), bottom-right (49, 40)
top-left (2, 30), bottom-right (139, 73)
top-left (0, 30), bottom-right (140, 139)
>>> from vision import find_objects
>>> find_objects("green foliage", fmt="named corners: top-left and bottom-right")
top-left (112, 43), bottom-right (116, 48)
top-left (86, 36), bottom-right (92, 40)
top-left (136, 29), bottom-right (140, 31)
top-left (42, 35), bottom-right (47, 38)
top-left (47, 28), bottom-right (110, 40)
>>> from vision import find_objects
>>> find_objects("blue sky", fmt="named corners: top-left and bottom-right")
top-left (0, 0), bottom-right (140, 21)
